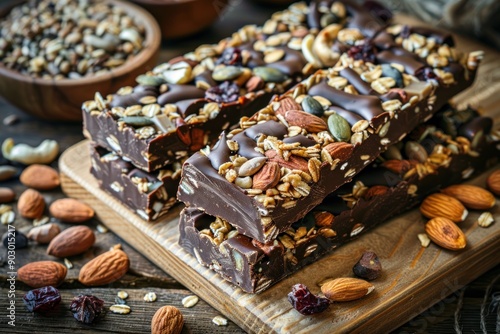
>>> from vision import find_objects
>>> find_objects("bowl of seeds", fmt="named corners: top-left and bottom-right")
top-left (0, 0), bottom-right (161, 121)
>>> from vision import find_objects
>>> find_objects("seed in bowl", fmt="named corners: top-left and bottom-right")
top-left (0, 0), bottom-right (146, 80)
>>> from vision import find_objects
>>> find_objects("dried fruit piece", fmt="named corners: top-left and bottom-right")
top-left (23, 286), bottom-right (61, 312)
top-left (17, 188), bottom-right (45, 219)
top-left (18, 261), bottom-right (67, 288)
top-left (47, 225), bottom-right (95, 258)
top-left (441, 185), bottom-right (495, 210)
top-left (321, 277), bottom-right (374, 302)
top-left (79, 245), bottom-right (130, 286)
top-left (70, 295), bottom-right (105, 324)
top-left (20, 164), bottom-right (60, 190)
top-left (151, 305), bottom-right (184, 334)
top-left (486, 169), bottom-right (500, 195)
top-left (353, 252), bottom-right (382, 281)
top-left (49, 198), bottom-right (94, 223)
top-left (425, 217), bottom-right (466, 250)
top-left (287, 283), bottom-right (330, 315)
top-left (420, 193), bottom-right (468, 223)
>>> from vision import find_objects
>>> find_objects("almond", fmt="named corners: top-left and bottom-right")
top-left (323, 142), bottom-right (353, 161)
top-left (265, 150), bottom-right (309, 173)
top-left (27, 223), bottom-right (61, 244)
top-left (313, 211), bottom-right (334, 227)
top-left (486, 169), bottom-right (500, 196)
top-left (321, 277), bottom-right (374, 302)
top-left (17, 189), bottom-right (45, 219)
top-left (364, 185), bottom-right (389, 200)
top-left (381, 160), bottom-right (412, 174)
top-left (18, 261), bottom-right (67, 288)
top-left (420, 193), bottom-right (468, 223)
top-left (20, 164), bottom-right (60, 190)
top-left (47, 225), bottom-right (95, 258)
top-left (49, 198), bottom-right (94, 223)
top-left (441, 184), bottom-right (495, 210)
top-left (0, 187), bottom-right (15, 203)
top-left (275, 96), bottom-right (302, 117)
top-left (283, 110), bottom-right (328, 133)
top-left (79, 245), bottom-right (129, 286)
top-left (151, 305), bottom-right (184, 334)
top-left (252, 161), bottom-right (280, 190)
top-left (425, 217), bottom-right (466, 250)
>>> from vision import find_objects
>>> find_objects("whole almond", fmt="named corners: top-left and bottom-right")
top-left (425, 217), bottom-right (466, 250)
top-left (0, 187), bottom-right (15, 203)
top-left (486, 169), bottom-right (500, 196)
top-left (283, 110), bottom-right (328, 133)
top-left (27, 223), bottom-right (61, 244)
top-left (441, 184), bottom-right (495, 210)
top-left (323, 142), bottom-right (353, 161)
top-left (18, 261), bottom-right (67, 288)
top-left (364, 185), bottom-right (389, 200)
top-left (151, 305), bottom-right (184, 334)
top-left (17, 189), bottom-right (45, 219)
top-left (313, 211), bottom-right (334, 227)
top-left (47, 225), bottom-right (95, 258)
top-left (20, 164), bottom-right (60, 190)
top-left (275, 96), bottom-right (302, 116)
top-left (49, 198), bottom-right (94, 223)
top-left (420, 193), bottom-right (468, 223)
top-left (265, 150), bottom-right (308, 172)
top-left (381, 160), bottom-right (412, 174)
top-left (321, 277), bottom-right (374, 302)
top-left (79, 245), bottom-right (129, 286)
top-left (252, 161), bottom-right (280, 190)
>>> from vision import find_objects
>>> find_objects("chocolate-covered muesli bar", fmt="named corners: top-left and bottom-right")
top-left (82, 1), bottom-right (388, 172)
top-left (177, 35), bottom-right (482, 243)
top-left (89, 146), bottom-right (182, 220)
top-left (179, 109), bottom-right (500, 293)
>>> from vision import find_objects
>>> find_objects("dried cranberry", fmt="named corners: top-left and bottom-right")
top-left (287, 283), bottom-right (330, 315)
top-left (216, 47), bottom-right (243, 67)
top-left (415, 66), bottom-right (438, 82)
top-left (347, 41), bottom-right (377, 63)
top-left (363, 0), bottom-right (393, 22)
top-left (400, 25), bottom-right (411, 39)
top-left (70, 295), bottom-right (105, 324)
top-left (205, 81), bottom-right (240, 103)
top-left (23, 286), bottom-right (61, 312)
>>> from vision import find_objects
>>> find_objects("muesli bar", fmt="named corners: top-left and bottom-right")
top-left (177, 33), bottom-right (482, 242)
top-left (179, 109), bottom-right (499, 293)
top-left (82, 1), bottom-right (389, 172)
top-left (89, 145), bottom-right (182, 220)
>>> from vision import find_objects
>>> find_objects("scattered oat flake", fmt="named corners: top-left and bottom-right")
top-left (117, 291), bottom-right (128, 299)
top-left (33, 216), bottom-right (49, 226)
top-left (144, 292), bottom-right (157, 302)
top-left (477, 212), bottom-right (494, 227)
top-left (96, 224), bottom-right (108, 233)
top-left (110, 304), bottom-right (131, 314)
top-left (418, 233), bottom-right (431, 247)
top-left (212, 315), bottom-right (228, 326)
top-left (64, 258), bottom-right (73, 269)
top-left (182, 295), bottom-right (199, 308)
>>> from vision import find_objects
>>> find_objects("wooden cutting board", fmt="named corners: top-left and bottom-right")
top-left (59, 140), bottom-right (500, 334)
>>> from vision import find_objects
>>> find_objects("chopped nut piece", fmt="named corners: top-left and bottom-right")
top-left (418, 233), bottom-right (431, 247)
top-left (477, 212), bottom-right (494, 228)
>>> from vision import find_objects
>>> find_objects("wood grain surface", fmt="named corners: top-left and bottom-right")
top-left (59, 140), bottom-right (500, 334)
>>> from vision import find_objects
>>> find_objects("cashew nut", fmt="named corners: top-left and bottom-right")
top-left (313, 24), bottom-right (342, 67)
top-left (2, 138), bottom-right (59, 165)
top-left (301, 34), bottom-right (323, 69)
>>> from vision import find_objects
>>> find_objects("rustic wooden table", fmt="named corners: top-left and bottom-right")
top-left (0, 1), bottom-right (499, 333)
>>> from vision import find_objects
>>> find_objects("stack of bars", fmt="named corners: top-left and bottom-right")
top-left (81, 0), bottom-right (497, 293)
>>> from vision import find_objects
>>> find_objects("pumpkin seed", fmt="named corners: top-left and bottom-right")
top-left (253, 66), bottom-right (288, 83)
top-left (405, 141), bottom-right (428, 163)
top-left (238, 157), bottom-right (267, 176)
top-left (136, 75), bottom-right (165, 86)
top-left (212, 66), bottom-right (243, 81)
top-left (118, 116), bottom-right (154, 127)
top-left (301, 96), bottom-right (324, 116)
top-left (327, 113), bottom-right (351, 142)
top-left (320, 13), bottom-right (339, 27)
top-left (381, 64), bottom-right (403, 88)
